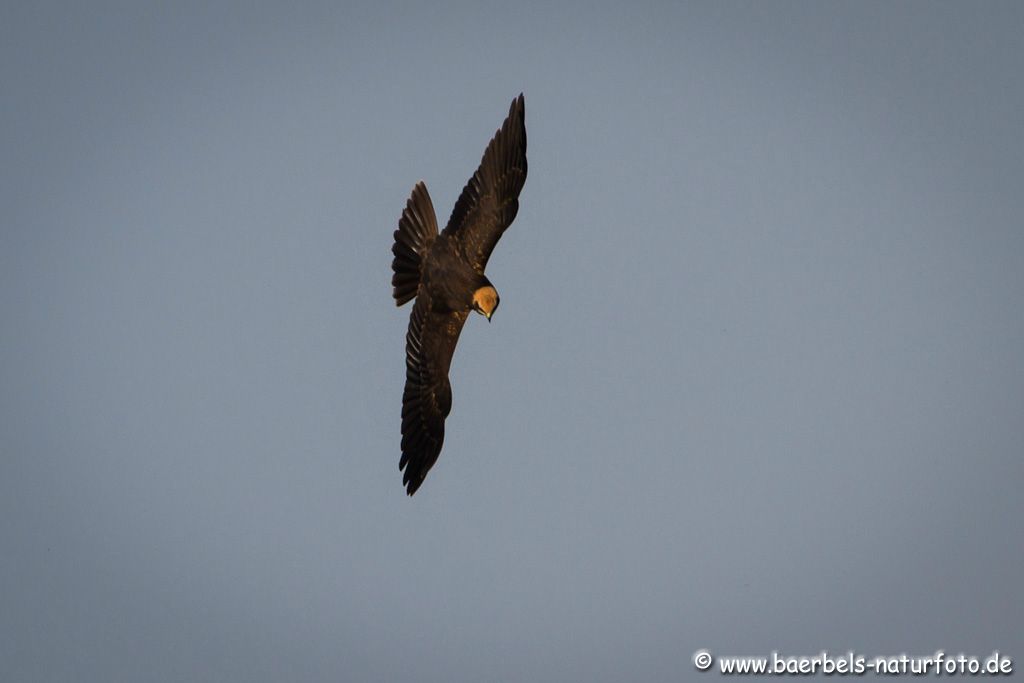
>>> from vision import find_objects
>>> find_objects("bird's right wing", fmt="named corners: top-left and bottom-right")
top-left (400, 290), bottom-right (469, 495)
top-left (441, 94), bottom-right (527, 273)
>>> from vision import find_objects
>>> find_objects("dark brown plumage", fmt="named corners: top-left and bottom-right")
top-left (390, 94), bottom-right (528, 496)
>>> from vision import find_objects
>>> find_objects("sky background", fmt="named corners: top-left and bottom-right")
top-left (2, 1), bottom-right (1022, 681)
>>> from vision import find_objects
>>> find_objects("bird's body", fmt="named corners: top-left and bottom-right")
top-left (421, 235), bottom-right (487, 313)
top-left (390, 94), bottom-right (528, 495)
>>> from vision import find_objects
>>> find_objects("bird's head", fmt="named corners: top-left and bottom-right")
top-left (471, 285), bottom-right (500, 322)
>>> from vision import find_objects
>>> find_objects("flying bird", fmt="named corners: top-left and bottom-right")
top-left (390, 94), bottom-right (528, 496)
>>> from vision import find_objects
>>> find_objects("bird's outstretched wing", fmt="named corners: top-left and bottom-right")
top-left (442, 94), bottom-right (528, 272)
top-left (400, 290), bottom-right (469, 495)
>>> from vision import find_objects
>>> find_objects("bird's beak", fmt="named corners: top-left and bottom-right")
top-left (486, 312), bottom-right (492, 323)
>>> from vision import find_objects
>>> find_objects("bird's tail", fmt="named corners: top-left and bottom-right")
top-left (391, 181), bottom-right (438, 306)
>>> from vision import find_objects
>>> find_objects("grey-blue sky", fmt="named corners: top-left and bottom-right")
top-left (2, 2), bottom-right (1022, 681)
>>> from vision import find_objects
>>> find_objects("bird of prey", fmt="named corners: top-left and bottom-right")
top-left (390, 94), bottom-right (528, 496)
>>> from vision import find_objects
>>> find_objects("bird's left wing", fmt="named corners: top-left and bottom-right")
top-left (400, 291), bottom-right (469, 495)
top-left (441, 94), bottom-right (528, 273)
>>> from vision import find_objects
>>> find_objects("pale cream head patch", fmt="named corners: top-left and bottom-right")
top-left (472, 286), bottom-right (500, 319)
